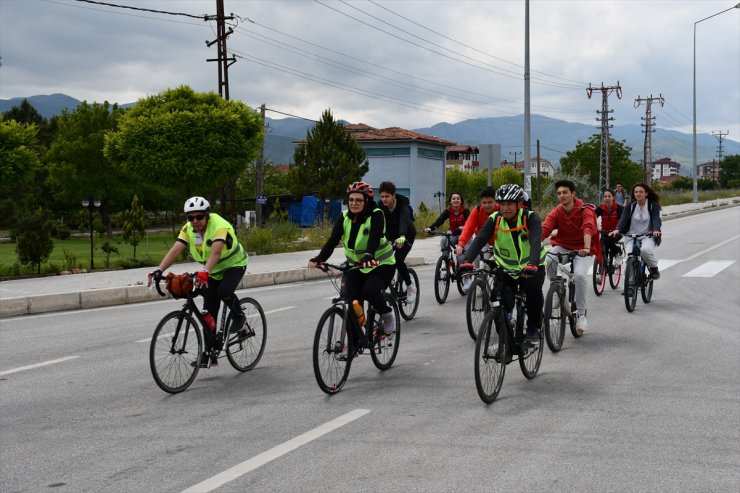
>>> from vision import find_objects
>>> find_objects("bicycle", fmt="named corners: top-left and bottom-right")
top-left (388, 266), bottom-right (420, 320)
top-left (622, 232), bottom-right (655, 312)
top-left (149, 274), bottom-right (267, 394)
top-left (465, 262), bottom-right (496, 341)
top-left (430, 231), bottom-right (475, 304)
top-left (592, 238), bottom-right (624, 295)
top-left (471, 259), bottom-right (544, 404)
top-left (543, 251), bottom-right (581, 352)
top-left (312, 262), bottom-right (401, 394)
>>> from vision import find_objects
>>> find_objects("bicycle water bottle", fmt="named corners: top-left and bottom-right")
top-left (202, 311), bottom-right (216, 332)
top-left (352, 300), bottom-right (366, 327)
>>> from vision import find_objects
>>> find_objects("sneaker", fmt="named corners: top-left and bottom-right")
top-left (191, 352), bottom-right (218, 368)
top-left (381, 311), bottom-right (395, 335)
top-left (232, 313), bottom-right (248, 338)
top-left (649, 267), bottom-right (660, 280)
top-left (576, 315), bottom-right (588, 336)
top-left (406, 284), bottom-right (417, 304)
top-left (334, 341), bottom-right (348, 361)
top-left (461, 275), bottom-right (473, 291)
top-left (525, 328), bottom-right (540, 345)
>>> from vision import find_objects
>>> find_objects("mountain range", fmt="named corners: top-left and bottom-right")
top-left (3, 94), bottom-right (737, 174)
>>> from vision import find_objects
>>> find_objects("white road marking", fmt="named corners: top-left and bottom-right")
top-left (682, 260), bottom-right (736, 278)
top-left (180, 408), bottom-right (371, 493)
top-left (135, 306), bottom-right (296, 343)
top-left (658, 259), bottom-right (683, 271)
top-left (0, 355), bottom-right (80, 377)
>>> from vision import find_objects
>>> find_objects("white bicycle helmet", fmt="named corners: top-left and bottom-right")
top-left (495, 184), bottom-right (525, 202)
top-left (184, 196), bottom-right (211, 213)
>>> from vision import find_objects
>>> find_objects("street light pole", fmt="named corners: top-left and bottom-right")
top-left (81, 198), bottom-right (101, 270)
top-left (693, 3), bottom-right (740, 203)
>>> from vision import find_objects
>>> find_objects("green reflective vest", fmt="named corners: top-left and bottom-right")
top-left (490, 209), bottom-right (546, 276)
top-left (180, 213), bottom-right (248, 280)
top-left (341, 209), bottom-right (395, 273)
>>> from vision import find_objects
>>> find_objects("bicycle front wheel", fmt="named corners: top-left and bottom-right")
top-left (568, 283), bottom-right (581, 338)
top-left (544, 283), bottom-right (565, 352)
top-left (226, 298), bottom-right (267, 372)
top-left (456, 265), bottom-right (473, 296)
top-left (592, 256), bottom-right (605, 296)
top-left (474, 311), bottom-right (506, 404)
top-left (370, 293), bottom-right (401, 371)
top-left (399, 268), bottom-right (420, 320)
top-left (434, 256), bottom-right (451, 304)
top-left (519, 329), bottom-right (543, 380)
top-left (624, 258), bottom-right (639, 312)
top-left (465, 277), bottom-right (488, 341)
top-left (641, 271), bottom-right (654, 303)
top-left (609, 254), bottom-right (622, 289)
top-left (150, 311), bottom-right (202, 394)
top-left (313, 305), bottom-right (352, 394)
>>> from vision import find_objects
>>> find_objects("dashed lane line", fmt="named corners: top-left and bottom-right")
top-left (0, 355), bottom-right (80, 377)
top-left (682, 260), bottom-right (736, 278)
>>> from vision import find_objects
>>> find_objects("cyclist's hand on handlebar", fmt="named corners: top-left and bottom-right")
top-left (652, 230), bottom-right (662, 238)
top-left (394, 235), bottom-right (406, 248)
top-left (147, 268), bottom-right (162, 287)
top-left (424, 227), bottom-right (433, 233)
top-left (578, 248), bottom-right (591, 257)
top-left (194, 270), bottom-right (209, 288)
top-left (455, 245), bottom-right (464, 257)
top-left (308, 257), bottom-right (323, 269)
top-left (359, 254), bottom-right (378, 269)
top-left (522, 264), bottom-right (538, 277)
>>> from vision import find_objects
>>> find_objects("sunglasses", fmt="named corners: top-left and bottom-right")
top-left (347, 198), bottom-right (365, 204)
top-left (187, 213), bottom-right (206, 222)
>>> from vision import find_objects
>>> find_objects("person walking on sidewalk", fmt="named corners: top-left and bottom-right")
top-left (541, 180), bottom-right (599, 336)
top-left (610, 182), bottom-right (662, 279)
top-left (308, 181), bottom-right (397, 337)
top-left (377, 181), bottom-right (418, 304)
top-left (147, 196), bottom-right (249, 368)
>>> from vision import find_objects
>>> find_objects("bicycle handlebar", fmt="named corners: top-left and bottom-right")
top-left (546, 251), bottom-right (579, 263)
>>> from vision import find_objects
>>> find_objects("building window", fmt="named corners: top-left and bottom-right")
top-left (365, 147), bottom-right (411, 156)
top-left (418, 148), bottom-right (443, 160)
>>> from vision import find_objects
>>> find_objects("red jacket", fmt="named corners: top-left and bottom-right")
top-left (542, 199), bottom-right (598, 251)
top-left (458, 204), bottom-right (499, 247)
top-left (596, 203), bottom-right (623, 233)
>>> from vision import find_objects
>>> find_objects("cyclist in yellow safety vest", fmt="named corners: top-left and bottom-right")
top-left (308, 181), bottom-right (397, 336)
top-left (148, 196), bottom-right (249, 367)
top-left (459, 184), bottom-right (546, 346)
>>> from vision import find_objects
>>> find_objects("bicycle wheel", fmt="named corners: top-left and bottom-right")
top-left (434, 256), bottom-right (450, 304)
top-left (465, 277), bottom-right (489, 341)
top-left (609, 256), bottom-right (622, 289)
top-left (519, 330), bottom-right (543, 380)
top-left (150, 311), bottom-right (202, 394)
top-left (226, 298), bottom-right (267, 372)
top-left (567, 283), bottom-right (581, 339)
top-left (369, 292), bottom-right (401, 371)
top-left (624, 258), bottom-right (639, 312)
top-left (313, 305), bottom-right (352, 394)
top-left (544, 283), bottom-right (565, 352)
top-left (456, 264), bottom-right (473, 296)
top-left (398, 268), bottom-right (420, 320)
top-left (474, 311), bottom-right (506, 404)
top-left (592, 256), bottom-right (606, 296)
top-left (641, 270), bottom-right (654, 303)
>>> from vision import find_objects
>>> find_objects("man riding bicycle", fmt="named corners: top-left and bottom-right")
top-left (459, 184), bottom-right (546, 345)
top-left (148, 196), bottom-right (249, 367)
top-left (541, 180), bottom-right (598, 336)
top-left (308, 181), bottom-right (397, 337)
top-left (377, 181), bottom-right (418, 304)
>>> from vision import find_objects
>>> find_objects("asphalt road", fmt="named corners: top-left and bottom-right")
top-left (1, 207), bottom-right (738, 493)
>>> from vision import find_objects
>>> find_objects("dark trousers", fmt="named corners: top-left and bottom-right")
top-left (601, 233), bottom-right (620, 257)
top-left (343, 264), bottom-right (395, 315)
top-left (394, 241), bottom-right (414, 286)
top-left (501, 268), bottom-right (545, 331)
top-left (202, 265), bottom-right (246, 349)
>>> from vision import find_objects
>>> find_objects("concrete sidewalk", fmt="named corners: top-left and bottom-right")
top-left (1, 197), bottom-right (737, 318)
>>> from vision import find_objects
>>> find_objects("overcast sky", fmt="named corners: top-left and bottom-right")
top-left (1, 0), bottom-right (738, 143)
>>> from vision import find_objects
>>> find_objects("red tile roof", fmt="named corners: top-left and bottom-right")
top-left (349, 125), bottom-right (455, 145)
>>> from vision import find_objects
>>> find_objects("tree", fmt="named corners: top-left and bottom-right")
top-left (120, 194), bottom-right (147, 259)
top-left (46, 101), bottom-right (128, 237)
top-left (0, 116), bottom-right (41, 198)
top-left (3, 99), bottom-right (55, 148)
top-left (560, 134), bottom-right (643, 191)
top-left (104, 85), bottom-right (263, 200)
top-left (289, 109), bottom-right (369, 203)
top-left (17, 207), bottom-right (54, 274)
top-left (719, 154), bottom-right (740, 188)
top-left (445, 166), bottom-right (522, 208)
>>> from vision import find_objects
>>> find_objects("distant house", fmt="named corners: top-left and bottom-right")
top-left (697, 160), bottom-right (721, 181)
top-left (651, 157), bottom-right (681, 181)
top-left (445, 145), bottom-right (480, 171)
top-left (345, 124), bottom-right (456, 210)
top-left (502, 158), bottom-right (557, 177)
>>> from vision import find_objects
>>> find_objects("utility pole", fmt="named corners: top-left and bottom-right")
top-left (587, 82), bottom-right (622, 197)
top-left (712, 130), bottom-right (729, 164)
top-left (206, 0), bottom-right (237, 223)
top-left (509, 151), bottom-right (520, 166)
top-left (536, 139), bottom-right (541, 202)
top-left (634, 94), bottom-right (665, 185)
top-left (255, 104), bottom-right (266, 227)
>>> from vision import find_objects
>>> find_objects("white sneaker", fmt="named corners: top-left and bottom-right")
top-left (576, 314), bottom-right (588, 335)
top-left (462, 275), bottom-right (473, 291)
top-left (381, 311), bottom-right (395, 335)
top-left (406, 284), bottom-right (417, 304)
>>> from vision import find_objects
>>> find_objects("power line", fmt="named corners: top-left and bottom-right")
top-left (74, 0), bottom-right (208, 20)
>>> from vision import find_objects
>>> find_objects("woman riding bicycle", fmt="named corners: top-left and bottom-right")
top-left (610, 182), bottom-right (662, 279)
top-left (459, 184), bottom-right (546, 345)
top-left (596, 189), bottom-right (624, 262)
top-left (148, 196), bottom-right (249, 368)
top-left (424, 192), bottom-right (470, 248)
top-left (308, 181), bottom-right (397, 336)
